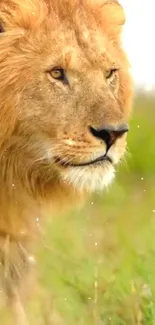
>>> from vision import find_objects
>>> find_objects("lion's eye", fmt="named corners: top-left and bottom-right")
top-left (105, 68), bottom-right (118, 79)
top-left (0, 23), bottom-right (4, 33)
top-left (50, 68), bottom-right (65, 81)
top-left (48, 67), bottom-right (69, 85)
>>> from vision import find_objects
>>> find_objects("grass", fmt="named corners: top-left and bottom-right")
top-left (2, 94), bottom-right (155, 324)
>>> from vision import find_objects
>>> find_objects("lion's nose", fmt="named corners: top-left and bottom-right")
top-left (89, 123), bottom-right (129, 149)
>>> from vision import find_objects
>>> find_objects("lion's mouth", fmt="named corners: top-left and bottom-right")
top-left (55, 155), bottom-right (112, 167)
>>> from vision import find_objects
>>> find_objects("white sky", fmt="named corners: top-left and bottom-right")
top-left (120, 0), bottom-right (155, 87)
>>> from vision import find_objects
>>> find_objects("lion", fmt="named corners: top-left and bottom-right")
top-left (0, 0), bottom-right (133, 321)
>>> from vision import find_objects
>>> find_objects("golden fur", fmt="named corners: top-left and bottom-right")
top-left (0, 0), bottom-right (133, 314)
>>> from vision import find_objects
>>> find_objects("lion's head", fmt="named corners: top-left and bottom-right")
top-left (0, 0), bottom-right (133, 194)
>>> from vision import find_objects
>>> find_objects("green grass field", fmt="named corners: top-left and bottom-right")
top-left (2, 94), bottom-right (155, 324)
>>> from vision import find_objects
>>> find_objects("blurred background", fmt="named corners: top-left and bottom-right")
top-left (3, 2), bottom-right (155, 324)
top-left (121, 0), bottom-right (155, 91)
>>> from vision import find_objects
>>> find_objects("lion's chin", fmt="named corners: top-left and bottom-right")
top-left (61, 163), bottom-right (115, 192)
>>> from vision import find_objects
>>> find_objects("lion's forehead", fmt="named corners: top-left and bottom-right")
top-left (0, 0), bottom-right (122, 70)
top-left (47, 25), bottom-right (116, 72)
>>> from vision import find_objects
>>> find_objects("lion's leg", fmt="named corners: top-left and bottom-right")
top-left (11, 292), bottom-right (29, 325)
top-left (0, 235), bottom-right (35, 325)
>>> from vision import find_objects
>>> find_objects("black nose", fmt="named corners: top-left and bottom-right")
top-left (89, 123), bottom-right (129, 149)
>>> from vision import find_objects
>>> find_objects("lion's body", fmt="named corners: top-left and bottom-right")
top-left (0, 0), bottom-right (133, 317)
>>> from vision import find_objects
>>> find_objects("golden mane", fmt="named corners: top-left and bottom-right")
top-left (0, 0), bottom-right (125, 36)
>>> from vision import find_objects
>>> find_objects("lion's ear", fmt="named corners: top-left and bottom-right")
top-left (91, 0), bottom-right (126, 38)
